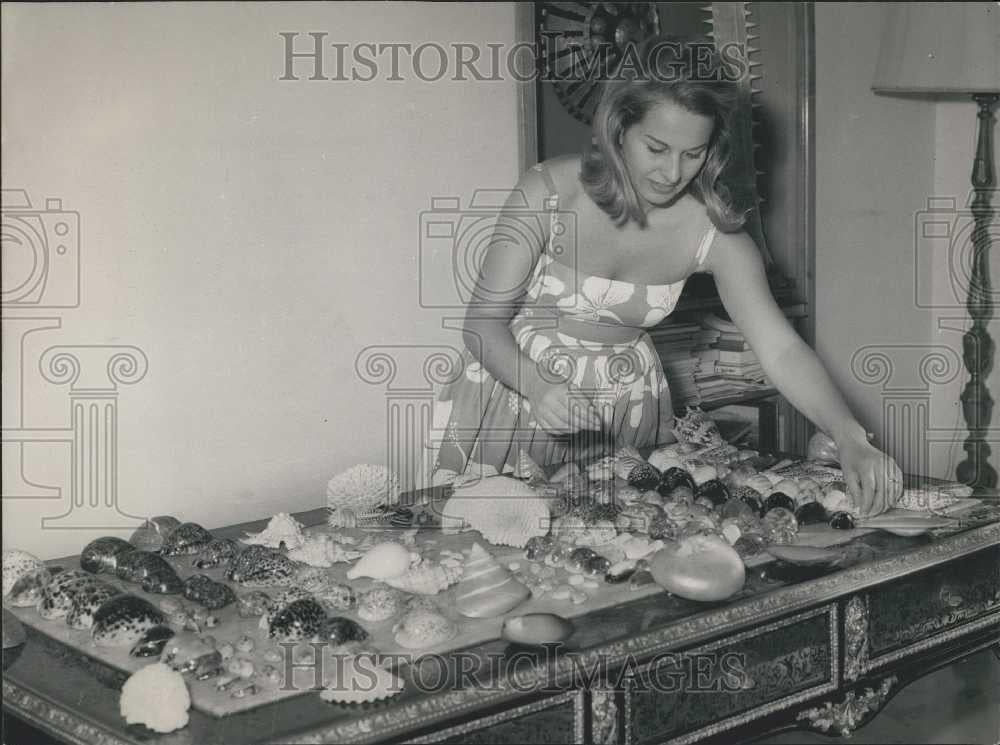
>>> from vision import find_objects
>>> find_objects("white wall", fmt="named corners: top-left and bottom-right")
top-left (2, 2), bottom-right (520, 559)
top-left (814, 2), bottom-right (998, 482)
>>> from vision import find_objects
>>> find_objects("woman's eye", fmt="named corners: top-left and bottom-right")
top-left (685, 151), bottom-right (705, 160)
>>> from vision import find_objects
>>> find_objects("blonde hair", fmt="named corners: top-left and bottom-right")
top-left (580, 36), bottom-right (749, 231)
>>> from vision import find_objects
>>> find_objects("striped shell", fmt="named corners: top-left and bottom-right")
top-left (440, 476), bottom-right (550, 549)
top-left (384, 564), bottom-right (462, 595)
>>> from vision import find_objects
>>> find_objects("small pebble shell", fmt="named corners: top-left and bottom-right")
top-left (393, 608), bottom-right (458, 649)
top-left (356, 585), bottom-right (406, 623)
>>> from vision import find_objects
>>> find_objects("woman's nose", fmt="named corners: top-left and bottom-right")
top-left (661, 156), bottom-right (680, 184)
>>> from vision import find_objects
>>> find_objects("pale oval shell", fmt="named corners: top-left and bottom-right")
top-left (345, 542), bottom-right (411, 581)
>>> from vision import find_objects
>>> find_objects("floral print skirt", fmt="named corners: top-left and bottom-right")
top-left (426, 321), bottom-right (675, 486)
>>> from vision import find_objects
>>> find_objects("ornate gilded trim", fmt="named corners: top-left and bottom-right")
top-left (591, 688), bottom-right (619, 745)
top-left (396, 691), bottom-right (583, 745)
top-left (861, 610), bottom-right (1000, 676)
top-left (796, 675), bottom-right (897, 737)
top-left (2, 679), bottom-right (132, 745)
top-left (622, 605), bottom-right (838, 745)
top-left (843, 595), bottom-right (870, 682)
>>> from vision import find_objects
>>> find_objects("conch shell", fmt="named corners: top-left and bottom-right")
top-left (384, 564), bottom-right (462, 595)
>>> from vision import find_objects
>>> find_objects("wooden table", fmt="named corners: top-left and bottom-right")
top-left (4, 487), bottom-right (999, 745)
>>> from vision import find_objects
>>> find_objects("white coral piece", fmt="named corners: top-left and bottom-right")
top-left (243, 512), bottom-right (306, 549)
top-left (440, 476), bottom-right (550, 548)
top-left (326, 464), bottom-right (400, 527)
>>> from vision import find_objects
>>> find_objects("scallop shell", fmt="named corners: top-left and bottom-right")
top-left (319, 656), bottom-right (403, 704)
top-left (3, 550), bottom-right (45, 597)
top-left (440, 476), bottom-right (550, 549)
top-left (345, 542), bottom-right (411, 580)
top-left (384, 564), bottom-right (462, 595)
top-left (392, 607), bottom-right (458, 649)
top-left (326, 464), bottom-right (400, 527)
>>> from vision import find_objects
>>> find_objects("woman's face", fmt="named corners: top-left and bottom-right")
top-left (620, 100), bottom-right (715, 211)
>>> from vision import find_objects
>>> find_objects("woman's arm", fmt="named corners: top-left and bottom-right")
top-left (461, 167), bottom-right (601, 433)
top-left (704, 230), bottom-right (902, 515)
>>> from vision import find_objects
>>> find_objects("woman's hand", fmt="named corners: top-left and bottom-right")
top-left (527, 381), bottom-right (603, 435)
top-left (836, 432), bottom-right (904, 517)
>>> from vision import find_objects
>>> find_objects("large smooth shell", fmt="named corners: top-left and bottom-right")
top-left (649, 535), bottom-right (745, 602)
top-left (501, 614), bottom-right (574, 646)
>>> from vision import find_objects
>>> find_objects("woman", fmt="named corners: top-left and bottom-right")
top-left (429, 36), bottom-right (902, 516)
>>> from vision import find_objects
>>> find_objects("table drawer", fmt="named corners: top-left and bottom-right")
top-left (844, 543), bottom-right (1000, 681)
top-left (624, 605), bottom-right (837, 745)
top-left (404, 691), bottom-right (584, 744)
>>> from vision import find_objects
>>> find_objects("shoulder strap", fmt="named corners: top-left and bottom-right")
top-left (694, 225), bottom-right (718, 269)
top-left (530, 163), bottom-right (560, 212)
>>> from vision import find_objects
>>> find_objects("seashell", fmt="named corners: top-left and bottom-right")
top-left (604, 560), bottom-right (637, 584)
top-left (346, 542), bottom-right (411, 581)
top-left (524, 535), bottom-right (555, 561)
top-left (92, 595), bottom-right (166, 647)
top-left (140, 569), bottom-right (184, 595)
top-left (440, 476), bottom-right (550, 549)
top-left (160, 523), bottom-right (214, 557)
top-left (80, 537), bottom-right (134, 575)
top-left (183, 574), bottom-right (237, 609)
top-left (67, 581), bottom-right (124, 630)
top-left (647, 448), bottom-right (684, 474)
top-left (356, 585), bottom-right (406, 623)
top-left (242, 513), bottom-right (306, 550)
top-left (193, 538), bottom-right (241, 569)
top-left (672, 407), bottom-right (724, 448)
top-left (745, 475), bottom-right (774, 496)
top-left (38, 571), bottom-right (101, 619)
top-left (159, 631), bottom-right (218, 672)
top-left (316, 617), bottom-right (369, 645)
top-left (130, 625), bottom-right (175, 658)
top-left (7, 566), bottom-right (56, 607)
top-left (295, 571), bottom-right (356, 612)
top-left (695, 479), bottom-right (730, 507)
top-left (226, 545), bottom-right (300, 587)
top-left (454, 543), bottom-right (530, 618)
top-left (829, 511), bottom-right (856, 530)
top-left (319, 656), bottom-right (404, 704)
top-left (384, 564), bottom-right (462, 595)
top-left (115, 550), bottom-right (175, 584)
top-left (326, 463), bottom-right (401, 527)
top-left (128, 516), bottom-right (181, 552)
top-left (392, 608), bottom-right (458, 649)
top-left (764, 492), bottom-right (796, 514)
top-left (3, 550), bottom-right (46, 597)
top-left (626, 463), bottom-right (661, 491)
top-left (657, 467), bottom-right (697, 497)
top-left (586, 456), bottom-right (616, 483)
top-left (583, 555), bottom-right (611, 577)
top-left (265, 598), bottom-right (328, 642)
top-left (287, 534), bottom-right (363, 568)
top-left (502, 613), bottom-right (574, 646)
top-left (794, 502), bottom-right (828, 525)
top-left (237, 591), bottom-right (274, 618)
top-left (649, 535), bottom-right (745, 602)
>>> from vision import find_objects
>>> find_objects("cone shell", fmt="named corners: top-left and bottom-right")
top-left (440, 476), bottom-right (550, 549)
top-left (346, 542), bottom-right (411, 581)
top-left (454, 543), bottom-right (530, 618)
top-left (384, 564), bottom-right (462, 595)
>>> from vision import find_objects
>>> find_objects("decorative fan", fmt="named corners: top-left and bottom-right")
top-left (539, 2), bottom-right (660, 125)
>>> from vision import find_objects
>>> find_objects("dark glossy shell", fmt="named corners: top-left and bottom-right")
top-left (317, 616), bottom-right (369, 645)
top-left (524, 535), bottom-right (554, 561)
top-left (37, 571), bottom-right (102, 619)
top-left (160, 522), bottom-right (214, 556)
top-left (266, 597), bottom-right (328, 642)
top-left (764, 492), bottom-right (796, 514)
top-left (730, 486), bottom-right (766, 517)
top-left (226, 545), bottom-right (299, 587)
top-left (66, 581), bottom-right (123, 630)
top-left (114, 550), bottom-right (175, 584)
top-left (80, 537), bottom-right (134, 574)
top-left (794, 501), bottom-right (828, 525)
top-left (657, 467), bottom-right (696, 497)
top-left (627, 463), bottom-right (661, 491)
top-left (695, 479), bottom-right (731, 507)
top-left (91, 595), bottom-right (165, 647)
top-left (7, 566), bottom-right (56, 608)
top-left (584, 555), bottom-right (611, 577)
top-left (192, 538), bottom-right (241, 569)
top-left (829, 511), bottom-right (856, 530)
top-left (130, 624), bottom-right (176, 658)
top-left (141, 569), bottom-right (184, 595)
top-left (183, 574), bottom-right (237, 609)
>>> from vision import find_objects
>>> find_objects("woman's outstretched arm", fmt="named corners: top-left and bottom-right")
top-left (705, 230), bottom-right (903, 516)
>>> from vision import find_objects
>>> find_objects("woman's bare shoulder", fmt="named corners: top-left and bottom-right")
top-left (535, 154), bottom-right (585, 200)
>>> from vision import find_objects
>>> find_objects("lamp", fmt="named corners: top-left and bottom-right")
top-left (872, 2), bottom-right (1000, 491)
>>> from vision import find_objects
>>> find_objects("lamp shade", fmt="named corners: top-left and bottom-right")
top-left (872, 2), bottom-right (1000, 94)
